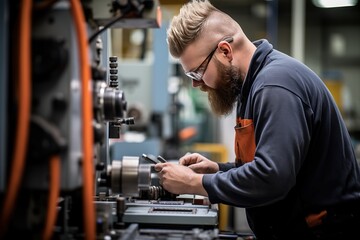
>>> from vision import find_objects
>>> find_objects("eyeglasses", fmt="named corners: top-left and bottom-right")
top-left (185, 37), bottom-right (233, 81)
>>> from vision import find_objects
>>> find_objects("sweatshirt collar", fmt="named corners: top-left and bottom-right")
top-left (239, 39), bottom-right (273, 103)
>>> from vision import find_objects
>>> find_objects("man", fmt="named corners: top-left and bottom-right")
top-left (154, 0), bottom-right (360, 239)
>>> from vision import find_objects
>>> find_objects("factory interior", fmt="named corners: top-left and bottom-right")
top-left (0, 0), bottom-right (359, 239)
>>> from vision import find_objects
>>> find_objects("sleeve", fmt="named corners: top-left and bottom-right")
top-left (202, 86), bottom-right (313, 208)
top-left (218, 162), bottom-right (236, 172)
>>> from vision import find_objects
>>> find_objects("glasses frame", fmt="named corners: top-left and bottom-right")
top-left (185, 37), bottom-right (233, 81)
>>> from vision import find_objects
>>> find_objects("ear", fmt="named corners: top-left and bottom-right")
top-left (219, 41), bottom-right (233, 62)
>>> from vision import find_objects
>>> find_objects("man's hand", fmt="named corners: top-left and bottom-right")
top-left (154, 162), bottom-right (208, 196)
top-left (179, 153), bottom-right (219, 173)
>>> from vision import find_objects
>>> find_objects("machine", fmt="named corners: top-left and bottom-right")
top-left (0, 0), bottom-right (220, 239)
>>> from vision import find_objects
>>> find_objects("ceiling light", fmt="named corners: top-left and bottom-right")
top-left (312, 0), bottom-right (358, 8)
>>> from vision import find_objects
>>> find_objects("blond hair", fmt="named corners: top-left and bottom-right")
top-left (167, 0), bottom-right (218, 58)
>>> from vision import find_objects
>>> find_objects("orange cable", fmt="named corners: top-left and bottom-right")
top-left (42, 155), bottom-right (61, 240)
top-left (0, 0), bottom-right (32, 237)
top-left (69, 1), bottom-right (96, 240)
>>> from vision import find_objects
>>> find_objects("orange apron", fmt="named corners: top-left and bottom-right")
top-left (234, 117), bottom-right (256, 165)
top-left (234, 117), bottom-right (326, 229)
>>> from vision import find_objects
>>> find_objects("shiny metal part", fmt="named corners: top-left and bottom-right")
top-left (122, 156), bottom-right (140, 197)
top-left (142, 153), bottom-right (167, 164)
top-left (110, 156), bottom-right (152, 196)
top-left (110, 160), bottom-right (122, 194)
top-left (157, 155), bottom-right (167, 163)
top-left (142, 153), bottom-right (158, 164)
top-left (138, 164), bottom-right (151, 190)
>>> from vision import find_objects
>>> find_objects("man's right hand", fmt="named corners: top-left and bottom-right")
top-left (179, 153), bottom-right (219, 174)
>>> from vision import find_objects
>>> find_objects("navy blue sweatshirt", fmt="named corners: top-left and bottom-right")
top-left (202, 39), bottom-right (360, 212)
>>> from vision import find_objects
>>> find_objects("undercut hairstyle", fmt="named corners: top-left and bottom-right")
top-left (166, 0), bottom-right (218, 58)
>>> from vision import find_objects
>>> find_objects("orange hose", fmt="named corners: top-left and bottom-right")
top-left (69, 1), bottom-right (96, 240)
top-left (42, 155), bottom-right (61, 240)
top-left (0, 0), bottom-right (32, 237)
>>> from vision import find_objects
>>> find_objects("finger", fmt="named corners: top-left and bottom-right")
top-left (185, 152), bottom-right (191, 156)
top-left (187, 164), bottom-right (200, 172)
top-left (179, 152), bottom-right (192, 165)
top-left (154, 163), bottom-right (163, 171)
top-left (179, 157), bottom-right (191, 166)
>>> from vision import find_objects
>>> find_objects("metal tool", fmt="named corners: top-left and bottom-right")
top-left (156, 155), bottom-right (167, 163)
top-left (142, 154), bottom-right (158, 164)
top-left (142, 154), bottom-right (167, 164)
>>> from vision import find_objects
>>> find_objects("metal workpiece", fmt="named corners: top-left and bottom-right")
top-left (138, 164), bottom-right (151, 190)
top-left (109, 159), bottom-right (122, 194)
top-left (122, 156), bottom-right (141, 197)
top-left (109, 156), bottom-right (152, 196)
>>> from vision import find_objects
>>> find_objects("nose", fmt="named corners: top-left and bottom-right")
top-left (192, 79), bottom-right (203, 88)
